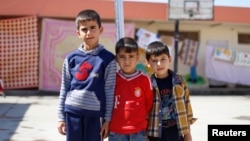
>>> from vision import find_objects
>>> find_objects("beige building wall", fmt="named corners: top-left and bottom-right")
top-left (133, 21), bottom-right (250, 85)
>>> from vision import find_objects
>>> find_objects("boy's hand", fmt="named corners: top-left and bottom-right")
top-left (57, 121), bottom-right (66, 135)
top-left (184, 132), bottom-right (192, 141)
top-left (100, 121), bottom-right (110, 139)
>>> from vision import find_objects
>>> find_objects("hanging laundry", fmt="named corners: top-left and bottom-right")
top-left (179, 39), bottom-right (200, 66)
top-left (0, 16), bottom-right (39, 89)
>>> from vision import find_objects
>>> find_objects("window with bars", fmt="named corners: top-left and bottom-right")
top-left (238, 33), bottom-right (250, 44)
top-left (158, 30), bottom-right (199, 42)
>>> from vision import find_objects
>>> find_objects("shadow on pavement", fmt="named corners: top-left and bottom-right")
top-left (0, 102), bottom-right (30, 141)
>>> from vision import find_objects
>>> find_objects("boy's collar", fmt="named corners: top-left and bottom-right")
top-left (79, 44), bottom-right (104, 55)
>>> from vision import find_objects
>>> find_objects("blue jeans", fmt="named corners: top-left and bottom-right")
top-left (108, 130), bottom-right (147, 141)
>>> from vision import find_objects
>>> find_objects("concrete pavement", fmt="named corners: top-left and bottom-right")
top-left (1, 91), bottom-right (250, 141)
top-left (191, 95), bottom-right (250, 141)
top-left (0, 95), bottom-right (65, 141)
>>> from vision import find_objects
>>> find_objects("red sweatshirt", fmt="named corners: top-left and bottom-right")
top-left (109, 71), bottom-right (153, 134)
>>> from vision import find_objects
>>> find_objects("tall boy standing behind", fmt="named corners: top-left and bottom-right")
top-left (57, 9), bottom-right (117, 141)
top-left (145, 41), bottom-right (197, 141)
top-left (108, 37), bottom-right (153, 141)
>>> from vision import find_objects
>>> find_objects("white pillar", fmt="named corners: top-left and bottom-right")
top-left (115, 0), bottom-right (125, 41)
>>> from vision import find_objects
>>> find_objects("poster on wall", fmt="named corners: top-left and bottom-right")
top-left (39, 18), bottom-right (135, 92)
top-left (213, 47), bottom-right (235, 62)
top-left (234, 51), bottom-right (250, 67)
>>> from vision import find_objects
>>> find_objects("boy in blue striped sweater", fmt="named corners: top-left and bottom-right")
top-left (57, 9), bottom-right (117, 141)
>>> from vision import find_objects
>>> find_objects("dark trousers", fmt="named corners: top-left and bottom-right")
top-left (148, 125), bottom-right (184, 141)
top-left (66, 112), bottom-right (102, 141)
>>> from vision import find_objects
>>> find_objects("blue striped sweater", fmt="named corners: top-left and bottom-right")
top-left (58, 44), bottom-right (116, 122)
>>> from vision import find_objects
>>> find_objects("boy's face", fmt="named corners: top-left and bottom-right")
top-left (146, 53), bottom-right (171, 78)
top-left (77, 20), bottom-right (103, 50)
top-left (116, 49), bottom-right (139, 74)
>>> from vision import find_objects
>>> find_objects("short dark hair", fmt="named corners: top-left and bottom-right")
top-left (145, 41), bottom-right (170, 61)
top-left (115, 37), bottom-right (138, 54)
top-left (75, 9), bottom-right (101, 30)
